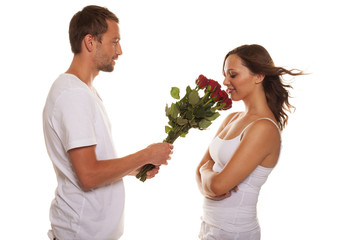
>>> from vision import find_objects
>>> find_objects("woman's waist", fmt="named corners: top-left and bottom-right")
top-left (202, 204), bottom-right (258, 232)
top-left (203, 201), bottom-right (257, 215)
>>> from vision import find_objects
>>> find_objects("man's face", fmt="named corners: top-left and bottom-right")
top-left (95, 20), bottom-right (122, 72)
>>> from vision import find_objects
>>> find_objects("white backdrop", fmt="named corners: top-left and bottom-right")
top-left (1, 0), bottom-right (359, 239)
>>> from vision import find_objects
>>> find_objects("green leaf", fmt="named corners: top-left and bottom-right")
top-left (165, 126), bottom-right (171, 133)
top-left (190, 119), bottom-right (198, 127)
top-left (170, 87), bottom-right (180, 99)
top-left (205, 110), bottom-right (215, 117)
top-left (206, 112), bottom-right (220, 121)
top-left (199, 119), bottom-right (212, 129)
top-left (180, 132), bottom-right (187, 137)
top-left (176, 118), bottom-right (188, 125)
top-left (165, 104), bottom-right (170, 116)
top-left (179, 101), bottom-right (189, 111)
top-left (185, 110), bottom-right (194, 120)
top-left (168, 120), bottom-right (175, 127)
top-left (169, 103), bottom-right (180, 118)
top-left (186, 86), bottom-right (192, 94)
top-left (194, 107), bottom-right (206, 118)
top-left (189, 90), bottom-right (200, 106)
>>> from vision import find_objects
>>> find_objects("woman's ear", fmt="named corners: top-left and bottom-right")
top-left (255, 74), bottom-right (265, 84)
top-left (83, 34), bottom-right (95, 52)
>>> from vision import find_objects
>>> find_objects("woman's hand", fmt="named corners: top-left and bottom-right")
top-left (199, 160), bottom-right (239, 200)
top-left (199, 159), bottom-right (215, 173)
top-left (205, 186), bottom-right (239, 201)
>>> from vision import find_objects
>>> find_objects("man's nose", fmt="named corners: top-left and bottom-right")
top-left (116, 42), bottom-right (123, 56)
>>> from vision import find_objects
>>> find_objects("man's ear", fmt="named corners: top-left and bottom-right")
top-left (255, 74), bottom-right (265, 84)
top-left (83, 34), bottom-right (95, 52)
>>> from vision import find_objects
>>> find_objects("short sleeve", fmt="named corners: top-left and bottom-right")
top-left (52, 89), bottom-right (97, 152)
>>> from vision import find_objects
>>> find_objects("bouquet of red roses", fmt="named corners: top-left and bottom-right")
top-left (136, 74), bottom-right (232, 182)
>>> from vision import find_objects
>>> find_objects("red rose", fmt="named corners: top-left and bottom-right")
top-left (210, 89), bottom-right (221, 101)
top-left (196, 75), bottom-right (209, 89)
top-left (218, 90), bottom-right (228, 102)
top-left (221, 98), bottom-right (232, 110)
top-left (207, 79), bottom-right (220, 92)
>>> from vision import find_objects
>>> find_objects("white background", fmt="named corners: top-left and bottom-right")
top-left (1, 0), bottom-right (359, 239)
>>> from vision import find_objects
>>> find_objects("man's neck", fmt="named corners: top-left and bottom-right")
top-left (66, 54), bottom-right (99, 88)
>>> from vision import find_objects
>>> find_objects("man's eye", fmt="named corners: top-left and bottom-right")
top-left (230, 74), bottom-right (236, 78)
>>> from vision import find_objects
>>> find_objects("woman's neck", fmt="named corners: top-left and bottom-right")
top-left (242, 91), bottom-right (272, 118)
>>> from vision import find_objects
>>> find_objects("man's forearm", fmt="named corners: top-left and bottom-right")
top-left (69, 146), bottom-right (150, 191)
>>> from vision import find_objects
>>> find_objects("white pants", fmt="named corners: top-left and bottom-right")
top-left (199, 221), bottom-right (261, 240)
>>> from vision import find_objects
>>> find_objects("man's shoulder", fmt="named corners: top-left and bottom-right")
top-left (45, 74), bottom-right (93, 112)
top-left (52, 73), bottom-right (85, 89)
top-left (49, 74), bottom-right (89, 97)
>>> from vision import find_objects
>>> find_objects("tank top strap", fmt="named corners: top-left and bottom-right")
top-left (240, 117), bottom-right (282, 140)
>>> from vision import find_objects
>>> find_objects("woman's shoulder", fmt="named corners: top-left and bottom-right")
top-left (243, 117), bottom-right (281, 141)
top-left (252, 117), bottom-right (280, 132)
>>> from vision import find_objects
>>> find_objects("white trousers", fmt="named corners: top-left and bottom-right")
top-left (199, 221), bottom-right (261, 240)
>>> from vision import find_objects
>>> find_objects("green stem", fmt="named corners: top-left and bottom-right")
top-left (136, 123), bottom-right (189, 182)
top-left (204, 98), bottom-right (214, 106)
top-left (136, 164), bottom-right (155, 182)
top-left (199, 91), bottom-right (210, 104)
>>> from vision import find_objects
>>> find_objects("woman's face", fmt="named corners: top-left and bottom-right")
top-left (223, 54), bottom-right (260, 102)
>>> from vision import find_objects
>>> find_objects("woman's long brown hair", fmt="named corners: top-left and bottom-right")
top-left (223, 44), bottom-right (304, 130)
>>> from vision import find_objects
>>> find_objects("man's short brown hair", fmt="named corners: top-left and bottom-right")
top-left (69, 5), bottom-right (119, 54)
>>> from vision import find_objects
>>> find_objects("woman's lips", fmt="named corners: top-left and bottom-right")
top-left (227, 88), bottom-right (234, 94)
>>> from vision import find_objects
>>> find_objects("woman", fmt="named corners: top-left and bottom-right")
top-left (196, 44), bottom-right (303, 240)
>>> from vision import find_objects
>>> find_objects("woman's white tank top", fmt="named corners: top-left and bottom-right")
top-left (202, 116), bottom-right (281, 233)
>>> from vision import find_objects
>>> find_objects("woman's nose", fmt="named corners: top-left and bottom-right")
top-left (223, 76), bottom-right (229, 86)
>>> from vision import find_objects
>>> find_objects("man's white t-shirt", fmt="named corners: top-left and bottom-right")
top-left (43, 73), bottom-right (125, 240)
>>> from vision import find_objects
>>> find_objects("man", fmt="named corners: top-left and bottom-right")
top-left (43, 5), bottom-right (173, 240)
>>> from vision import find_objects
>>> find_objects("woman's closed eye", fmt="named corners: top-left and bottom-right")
top-left (228, 70), bottom-right (237, 78)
